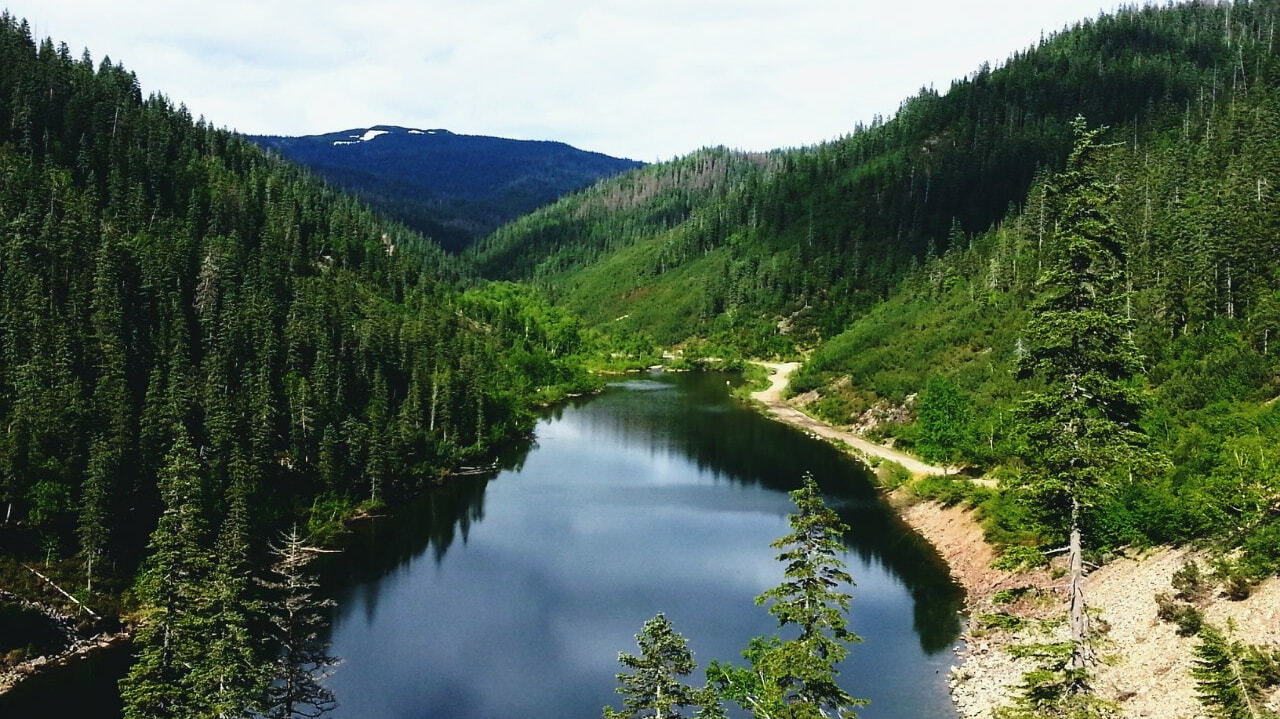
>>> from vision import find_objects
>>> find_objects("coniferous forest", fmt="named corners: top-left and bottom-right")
top-left (468, 1), bottom-right (1280, 575)
top-left (8, 1), bottom-right (1280, 718)
top-left (0, 11), bottom-right (593, 713)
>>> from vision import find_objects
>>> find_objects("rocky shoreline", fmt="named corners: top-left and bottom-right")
top-left (0, 588), bottom-right (129, 696)
top-left (901, 503), bottom-right (1280, 719)
top-left (745, 362), bottom-right (1280, 718)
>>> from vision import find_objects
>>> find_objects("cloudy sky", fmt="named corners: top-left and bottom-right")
top-left (10, 1), bottom-right (1130, 160)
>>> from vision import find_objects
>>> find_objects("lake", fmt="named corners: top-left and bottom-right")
top-left (0, 371), bottom-right (963, 718)
top-left (323, 372), bottom-right (962, 718)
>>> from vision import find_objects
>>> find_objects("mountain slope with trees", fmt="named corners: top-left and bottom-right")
top-left (0, 13), bottom-right (594, 714)
top-left (250, 126), bottom-right (643, 252)
top-left (469, 2), bottom-right (1263, 355)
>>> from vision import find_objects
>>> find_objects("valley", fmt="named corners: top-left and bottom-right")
top-left (4, 3), bottom-right (1280, 719)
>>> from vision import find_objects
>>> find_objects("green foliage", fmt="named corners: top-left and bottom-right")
top-left (1212, 559), bottom-right (1259, 601)
top-left (1154, 593), bottom-right (1204, 637)
top-left (1191, 623), bottom-right (1280, 719)
top-left (911, 474), bottom-right (992, 509)
top-left (991, 546), bottom-right (1049, 572)
top-left (977, 612), bottom-right (1027, 632)
top-left (992, 587), bottom-right (1035, 605)
top-left (916, 376), bottom-right (973, 465)
top-left (873, 460), bottom-right (912, 492)
top-left (1011, 115), bottom-right (1157, 539)
top-left (707, 474), bottom-right (866, 719)
top-left (1172, 560), bottom-right (1211, 604)
top-left (996, 643), bottom-right (1118, 719)
top-left (120, 432), bottom-right (212, 719)
top-left (603, 614), bottom-right (715, 719)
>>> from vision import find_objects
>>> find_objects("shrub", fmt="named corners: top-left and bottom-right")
top-left (992, 545), bottom-right (1048, 571)
top-left (1212, 559), bottom-right (1256, 601)
top-left (1170, 560), bottom-right (1210, 604)
top-left (1154, 592), bottom-right (1203, 636)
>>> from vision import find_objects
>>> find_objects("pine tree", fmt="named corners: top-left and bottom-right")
top-left (708, 473), bottom-right (866, 719)
top-left (1013, 116), bottom-right (1159, 692)
top-left (261, 525), bottom-right (338, 719)
top-left (193, 460), bottom-right (270, 719)
top-left (1191, 624), bottom-right (1280, 719)
top-left (77, 438), bottom-right (113, 592)
top-left (603, 613), bottom-right (716, 719)
top-left (120, 429), bottom-right (211, 719)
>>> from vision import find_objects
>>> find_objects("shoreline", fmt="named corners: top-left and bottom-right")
top-left (748, 362), bottom-right (953, 477)
top-left (744, 360), bottom-right (1280, 718)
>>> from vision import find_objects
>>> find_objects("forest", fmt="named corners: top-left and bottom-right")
top-left (0, 12), bottom-right (596, 716)
top-left (6, 1), bottom-right (1280, 718)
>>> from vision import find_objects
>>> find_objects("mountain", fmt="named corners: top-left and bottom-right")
top-left (467, 3), bottom-right (1244, 353)
top-left (249, 126), bottom-right (643, 251)
top-left (0, 14), bottom-right (592, 596)
top-left (470, 1), bottom-right (1280, 568)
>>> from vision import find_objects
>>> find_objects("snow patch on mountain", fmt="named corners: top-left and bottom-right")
top-left (332, 128), bottom-right (392, 146)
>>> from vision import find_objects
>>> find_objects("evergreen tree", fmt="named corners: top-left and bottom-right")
top-left (77, 438), bottom-right (113, 591)
top-left (603, 613), bottom-right (716, 719)
top-left (1192, 624), bottom-right (1280, 719)
top-left (120, 429), bottom-right (211, 719)
top-left (261, 525), bottom-right (338, 719)
top-left (194, 461), bottom-right (270, 719)
top-left (1012, 116), bottom-right (1158, 692)
top-left (708, 473), bottom-right (866, 719)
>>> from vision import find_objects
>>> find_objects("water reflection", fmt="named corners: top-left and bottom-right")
top-left (2, 372), bottom-right (964, 719)
top-left (322, 372), bottom-right (963, 719)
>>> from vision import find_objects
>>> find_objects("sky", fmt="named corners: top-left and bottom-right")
top-left (9, 1), bottom-right (1136, 161)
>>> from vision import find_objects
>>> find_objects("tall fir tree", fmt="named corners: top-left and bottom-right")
top-left (1013, 116), bottom-right (1159, 694)
top-left (193, 457), bottom-right (270, 719)
top-left (709, 473), bottom-right (865, 719)
top-left (120, 429), bottom-right (211, 719)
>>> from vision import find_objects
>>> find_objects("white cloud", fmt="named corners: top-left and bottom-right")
top-left (11, 1), bottom-right (1134, 160)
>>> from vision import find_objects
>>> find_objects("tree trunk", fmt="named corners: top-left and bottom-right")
top-left (1068, 496), bottom-right (1089, 689)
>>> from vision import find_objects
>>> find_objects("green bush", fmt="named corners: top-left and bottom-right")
top-left (992, 545), bottom-right (1048, 571)
top-left (1154, 593), bottom-right (1203, 636)
top-left (978, 612), bottom-right (1027, 632)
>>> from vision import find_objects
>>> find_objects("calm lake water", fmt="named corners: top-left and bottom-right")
top-left (0, 371), bottom-right (963, 718)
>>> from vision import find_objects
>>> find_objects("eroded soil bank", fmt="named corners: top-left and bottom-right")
top-left (750, 361), bottom-right (1280, 718)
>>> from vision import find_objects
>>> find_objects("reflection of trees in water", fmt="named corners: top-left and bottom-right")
top-left (582, 374), bottom-right (965, 653)
top-left (321, 433), bottom-right (536, 623)
top-left (321, 374), bottom-right (962, 655)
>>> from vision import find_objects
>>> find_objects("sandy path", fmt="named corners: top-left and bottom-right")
top-left (750, 361), bottom-right (950, 477)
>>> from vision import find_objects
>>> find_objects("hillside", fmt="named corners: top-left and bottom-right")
top-left (0, 13), bottom-right (592, 702)
top-left (468, 3), bottom-right (1253, 354)
top-left (250, 126), bottom-right (642, 251)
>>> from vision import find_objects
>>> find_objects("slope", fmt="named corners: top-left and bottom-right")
top-left (0, 13), bottom-right (592, 620)
top-left (791, 39), bottom-right (1280, 573)
top-left (250, 126), bottom-right (643, 251)
top-left (470, 2), bottom-right (1254, 353)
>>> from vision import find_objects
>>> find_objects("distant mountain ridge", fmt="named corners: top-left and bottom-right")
top-left (249, 125), bottom-right (643, 251)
